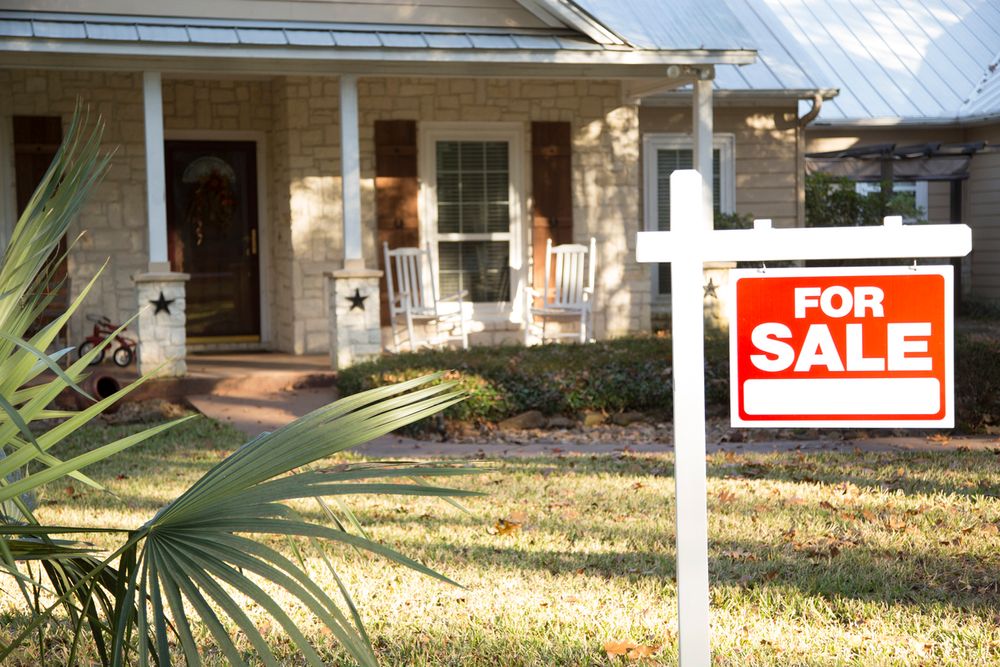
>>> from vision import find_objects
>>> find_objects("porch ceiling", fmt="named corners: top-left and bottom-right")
top-left (0, 10), bottom-right (756, 77)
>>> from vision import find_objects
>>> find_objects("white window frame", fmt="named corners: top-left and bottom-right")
top-left (854, 180), bottom-right (929, 222)
top-left (418, 122), bottom-right (527, 323)
top-left (642, 132), bottom-right (736, 305)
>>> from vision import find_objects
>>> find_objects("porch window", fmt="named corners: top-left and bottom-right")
top-left (434, 140), bottom-right (511, 303)
top-left (643, 134), bottom-right (735, 297)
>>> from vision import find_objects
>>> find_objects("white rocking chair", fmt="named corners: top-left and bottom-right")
top-left (383, 241), bottom-right (469, 353)
top-left (524, 237), bottom-right (596, 344)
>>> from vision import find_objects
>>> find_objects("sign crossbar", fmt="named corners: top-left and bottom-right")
top-left (636, 169), bottom-right (972, 666)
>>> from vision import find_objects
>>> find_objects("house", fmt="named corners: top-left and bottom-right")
top-left (1, 0), bottom-right (790, 374)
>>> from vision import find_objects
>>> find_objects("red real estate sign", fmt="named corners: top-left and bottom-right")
top-left (730, 266), bottom-right (954, 428)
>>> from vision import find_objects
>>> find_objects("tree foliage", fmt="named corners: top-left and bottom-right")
top-left (805, 172), bottom-right (926, 228)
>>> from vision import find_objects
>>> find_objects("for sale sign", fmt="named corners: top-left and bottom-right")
top-left (730, 266), bottom-right (954, 428)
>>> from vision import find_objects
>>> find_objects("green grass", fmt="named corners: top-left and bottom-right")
top-left (3, 418), bottom-right (1000, 665)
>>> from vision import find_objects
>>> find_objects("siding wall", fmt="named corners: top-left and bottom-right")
top-left (639, 105), bottom-right (804, 229)
top-left (2, 0), bottom-right (548, 27)
top-left (964, 123), bottom-right (1000, 301)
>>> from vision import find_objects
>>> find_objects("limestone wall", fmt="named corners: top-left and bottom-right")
top-left (1, 69), bottom-right (147, 345)
top-left (2, 69), bottom-right (647, 355)
top-left (357, 77), bottom-right (645, 338)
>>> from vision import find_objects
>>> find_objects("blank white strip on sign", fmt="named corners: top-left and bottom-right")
top-left (743, 378), bottom-right (940, 416)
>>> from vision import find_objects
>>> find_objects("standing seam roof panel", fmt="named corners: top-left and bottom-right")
top-left (867, 0), bottom-right (968, 106)
top-left (762, 0), bottom-right (889, 117)
top-left (572, 0), bottom-right (756, 50)
top-left (894, 0), bottom-right (987, 83)
top-left (817, 0), bottom-right (943, 116)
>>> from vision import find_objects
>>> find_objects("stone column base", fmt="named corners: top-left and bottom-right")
top-left (327, 268), bottom-right (383, 369)
top-left (134, 271), bottom-right (190, 376)
top-left (703, 261), bottom-right (736, 333)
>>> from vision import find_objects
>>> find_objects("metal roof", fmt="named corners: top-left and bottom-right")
top-left (0, 11), bottom-right (605, 52)
top-left (0, 7), bottom-right (758, 75)
top-left (743, 0), bottom-right (1000, 124)
top-left (962, 56), bottom-right (1000, 119)
top-left (572, 0), bottom-right (755, 50)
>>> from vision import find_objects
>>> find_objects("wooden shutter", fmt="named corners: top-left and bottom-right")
top-left (530, 122), bottom-right (573, 297)
top-left (13, 116), bottom-right (68, 330)
top-left (374, 120), bottom-right (419, 326)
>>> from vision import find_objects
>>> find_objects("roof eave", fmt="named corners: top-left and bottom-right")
top-left (812, 113), bottom-right (1000, 129)
top-left (0, 38), bottom-right (757, 71)
top-left (640, 88), bottom-right (839, 105)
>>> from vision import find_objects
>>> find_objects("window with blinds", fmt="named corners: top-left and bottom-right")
top-left (435, 140), bottom-right (511, 302)
top-left (656, 148), bottom-right (721, 295)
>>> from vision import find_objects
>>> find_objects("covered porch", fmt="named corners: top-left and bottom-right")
top-left (0, 10), bottom-right (756, 375)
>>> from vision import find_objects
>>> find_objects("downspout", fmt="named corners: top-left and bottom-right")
top-left (795, 94), bottom-right (824, 228)
top-left (797, 93), bottom-right (823, 128)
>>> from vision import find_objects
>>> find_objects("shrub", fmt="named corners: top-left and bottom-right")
top-left (954, 332), bottom-right (1000, 431)
top-left (339, 335), bottom-right (732, 425)
top-left (343, 329), bottom-right (1000, 433)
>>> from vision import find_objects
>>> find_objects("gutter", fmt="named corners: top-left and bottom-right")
top-left (812, 113), bottom-right (1000, 129)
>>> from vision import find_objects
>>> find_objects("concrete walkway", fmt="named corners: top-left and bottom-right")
top-left (184, 352), bottom-right (338, 436)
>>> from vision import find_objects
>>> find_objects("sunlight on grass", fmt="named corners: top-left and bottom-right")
top-left (3, 418), bottom-right (999, 665)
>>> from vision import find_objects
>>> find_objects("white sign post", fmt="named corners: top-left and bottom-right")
top-left (635, 169), bottom-right (972, 666)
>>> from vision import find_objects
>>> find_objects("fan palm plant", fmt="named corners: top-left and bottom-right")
top-left (0, 106), bottom-right (477, 665)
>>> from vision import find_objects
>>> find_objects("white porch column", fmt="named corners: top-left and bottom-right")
top-left (330, 74), bottom-right (383, 366)
top-left (135, 71), bottom-right (188, 375)
top-left (692, 71), bottom-right (714, 230)
top-left (143, 71), bottom-right (169, 273)
top-left (339, 73), bottom-right (363, 270)
top-left (693, 68), bottom-right (732, 332)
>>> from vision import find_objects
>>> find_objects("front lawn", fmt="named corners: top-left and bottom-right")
top-left (3, 418), bottom-right (1000, 665)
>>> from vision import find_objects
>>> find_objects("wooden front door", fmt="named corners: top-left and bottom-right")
top-left (165, 141), bottom-right (260, 342)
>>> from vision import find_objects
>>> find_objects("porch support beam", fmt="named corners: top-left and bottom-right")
top-left (142, 70), bottom-right (169, 272)
top-left (339, 73), bottom-right (363, 269)
top-left (692, 69), bottom-right (714, 229)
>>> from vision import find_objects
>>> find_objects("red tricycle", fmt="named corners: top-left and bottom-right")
top-left (77, 315), bottom-right (137, 367)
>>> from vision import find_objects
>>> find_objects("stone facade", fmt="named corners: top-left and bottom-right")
top-left (134, 272), bottom-right (189, 376)
top-left (3, 69), bottom-right (648, 358)
top-left (357, 77), bottom-right (645, 339)
top-left (1, 69), bottom-right (148, 346)
top-left (328, 269), bottom-right (382, 368)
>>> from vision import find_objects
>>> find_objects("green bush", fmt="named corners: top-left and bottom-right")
top-left (955, 332), bottom-right (1000, 431)
top-left (342, 329), bottom-right (1000, 433)
top-left (338, 335), bottom-right (731, 425)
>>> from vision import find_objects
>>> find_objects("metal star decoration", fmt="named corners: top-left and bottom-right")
top-left (703, 278), bottom-right (718, 299)
top-left (347, 288), bottom-right (368, 311)
top-left (150, 291), bottom-right (175, 315)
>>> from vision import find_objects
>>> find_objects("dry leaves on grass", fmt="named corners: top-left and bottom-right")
top-left (717, 489), bottom-right (737, 503)
top-left (488, 510), bottom-right (528, 536)
top-left (603, 639), bottom-right (661, 661)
